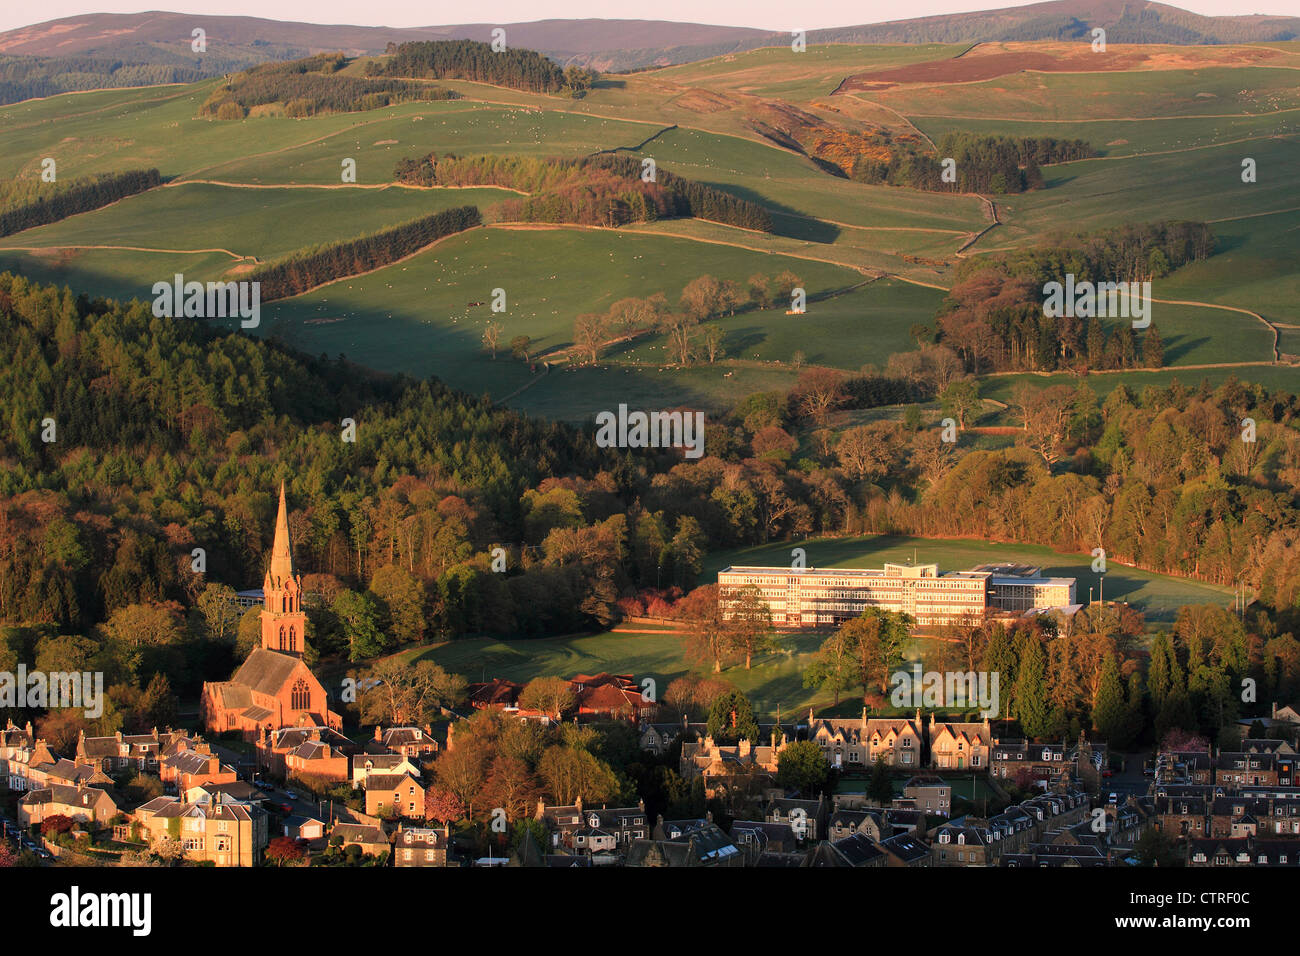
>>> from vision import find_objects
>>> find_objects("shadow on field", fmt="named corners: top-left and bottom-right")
top-left (699, 180), bottom-right (841, 243)
top-left (1162, 333), bottom-right (1210, 365)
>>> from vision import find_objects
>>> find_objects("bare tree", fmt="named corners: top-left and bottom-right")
top-left (572, 312), bottom-right (609, 364)
top-left (481, 321), bottom-right (504, 358)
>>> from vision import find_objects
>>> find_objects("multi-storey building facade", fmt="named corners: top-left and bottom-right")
top-left (718, 562), bottom-right (1076, 628)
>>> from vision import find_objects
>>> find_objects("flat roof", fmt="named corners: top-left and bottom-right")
top-left (720, 565), bottom-right (993, 580)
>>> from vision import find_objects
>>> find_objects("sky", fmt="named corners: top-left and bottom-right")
top-left (1, 0), bottom-right (1295, 34)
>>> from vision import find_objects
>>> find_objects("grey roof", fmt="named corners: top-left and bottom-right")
top-left (229, 647), bottom-right (302, 697)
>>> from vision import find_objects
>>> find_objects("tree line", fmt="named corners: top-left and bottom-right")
top-left (199, 53), bottom-right (458, 119)
top-left (0, 169), bottom-right (162, 238)
top-left (394, 151), bottom-right (774, 232)
top-left (851, 133), bottom-right (1096, 194)
top-left (250, 205), bottom-right (481, 300)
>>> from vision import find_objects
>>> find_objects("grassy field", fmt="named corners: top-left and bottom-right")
top-left (866, 65), bottom-right (1300, 121)
top-left (404, 629), bottom-right (832, 718)
top-left (0, 42), bottom-right (1294, 420)
top-left (245, 224), bottom-right (872, 407)
top-left (0, 182), bottom-right (518, 265)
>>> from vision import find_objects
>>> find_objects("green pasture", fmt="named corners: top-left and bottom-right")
top-left (405, 629), bottom-right (831, 718)
top-left (871, 65), bottom-right (1300, 121)
top-left (0, 182), bottom-right (517, 264)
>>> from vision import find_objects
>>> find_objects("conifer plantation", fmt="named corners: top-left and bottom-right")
top-left (0, 169), bottom-right (162, 236)
top-left (250, 205), bottom-right (482, 299)
top-left (370, 39), bottom-right (571, 93)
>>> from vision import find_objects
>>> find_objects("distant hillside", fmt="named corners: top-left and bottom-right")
top-left (814, 0), bottom-right (1300, 45)
top-left (0, 3), bottom-right (1296, 105)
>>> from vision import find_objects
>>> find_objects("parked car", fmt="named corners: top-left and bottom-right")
top-left (1107, 792), bottom-right (1118, 805)
top-left (283, 790), bottom-right (298, 801)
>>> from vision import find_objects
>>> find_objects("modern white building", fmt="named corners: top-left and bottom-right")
top-left (717, 562), bottom-right (1076, 628)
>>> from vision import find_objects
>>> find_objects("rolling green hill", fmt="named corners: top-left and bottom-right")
top-left (0, 34), bottom-right (1294, 423)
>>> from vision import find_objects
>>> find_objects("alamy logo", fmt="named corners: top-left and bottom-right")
top-left (890, 665), bottom-right (1000, 718)
top-left (152, 274), bottom-right (260, 328)
top-left (1042, 275), bottom-right (1151, 328)
top-left (50, 886), bottom-right (151, 936)
top-left (594, 404), bottom-right (705, 459)
top-left (0, 666), bottom-right (103, 718)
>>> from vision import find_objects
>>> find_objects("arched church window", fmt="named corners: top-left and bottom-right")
top-left (292, 679), bottom-right (310, 712)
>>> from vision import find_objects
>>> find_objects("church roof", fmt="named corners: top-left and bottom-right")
top-left (230, 647), bottom-right (303, 698)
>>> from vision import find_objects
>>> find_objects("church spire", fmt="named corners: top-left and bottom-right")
top-left (261, 481), bottom-right (304, 657)
top-left (268, 480), bottom-right (294, 586)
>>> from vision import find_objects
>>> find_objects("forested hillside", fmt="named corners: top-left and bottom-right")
top-left (2, 272), bottom-right (1298, 646)
top-left (199, 52), bottom-right (458, 119)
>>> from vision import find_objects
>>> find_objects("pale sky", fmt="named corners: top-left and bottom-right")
top-left (1, 0), bottom-right (1295, 34)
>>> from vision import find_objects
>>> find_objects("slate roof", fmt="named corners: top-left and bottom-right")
top-left (229, 648), bottom-right (302, 697)
top-left (879, 832), bottom-right (930, 863)
top-left (827, 833), bottom-right (885, 867)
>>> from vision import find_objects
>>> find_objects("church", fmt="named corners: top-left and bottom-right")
top-left (200, 482), bottom-right (342, 740)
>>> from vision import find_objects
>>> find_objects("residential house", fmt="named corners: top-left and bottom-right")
top-left (807, 709), bottom-right (923, 769)
top-left (570, 673), bottom-right (656, 722)
top-left (903, 775), bottom-right (951, 816)
top-left (257, 725), bottom-right (354, 783)
top-left (394, 825), bottom-right (451, 867)
top-left (624, 816), bottom-right (743, 867)
top-left (160, 749), bottom-right (237, 794)
top-left (18, 783), bottom-right (119, 829)
top-left (679, 734), bottom-right (784, 798)
top-left (133, 793), bottom-right (269, 867)
top-left (932, 821), bottom-right (995, 866)
top-left (352, 752), bottom-right (421, 788)
top-left (534, 797), bottom-right (650, 853)
top-left (365, 725), bottom-right (439, 760)
top-left (364, 773), bottom-right (427, 819)
top-left (804, 833), bottom-right (887, 868)
top-left (764, 795), bottom-right (828, 841)
top-left (74, 729), bottom-right (163, 774)
top-left (827, 808), bottom-right (889, 843)
top-left (878, 831), bottom-right (932, 867)
top-left (929, 719), bottom-right (992, 771)
top-left (330, 823), bottom-right (390, 859)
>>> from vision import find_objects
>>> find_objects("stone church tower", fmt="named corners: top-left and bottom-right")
top-left (199, 482), bottom-right (341, 739)
top-left (261, 481), bottom-right (305, 658)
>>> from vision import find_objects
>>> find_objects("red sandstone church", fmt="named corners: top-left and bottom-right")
top-left (200, 483), bottom-right (342, 739)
